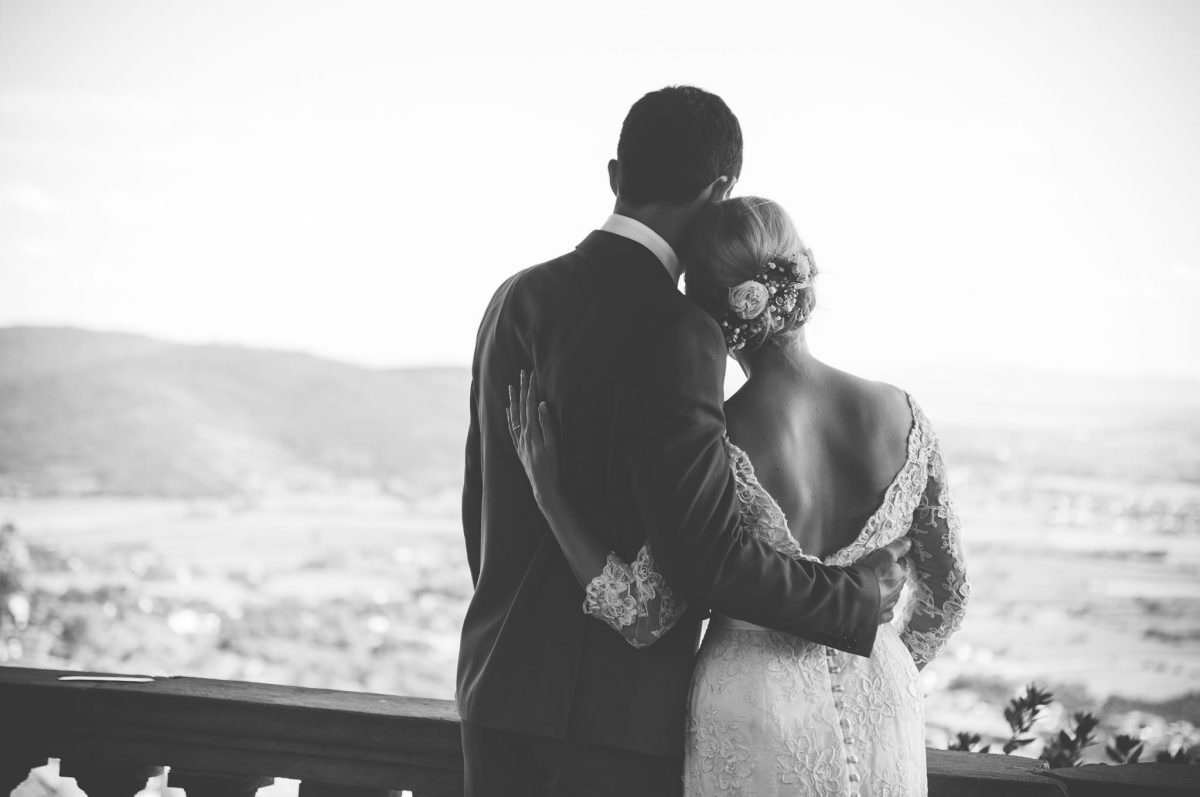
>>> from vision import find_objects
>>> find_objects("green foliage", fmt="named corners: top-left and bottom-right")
top-left (1001, 683), bottom-right (1055, 754)
top-left (1041, 711), bottom-right (1100, 768)
top-left (957, 683), bottom-right (1200, 768)
top-left (1106, 734), bottom-right (1144, 764)
top-left (1156, 748), bottom-right (1200, 765)
top-left (948, 732), bottom-right (990, 754)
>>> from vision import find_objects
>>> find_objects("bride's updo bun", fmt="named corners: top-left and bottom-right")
top-left (684, 197), bottom-right (817, 353)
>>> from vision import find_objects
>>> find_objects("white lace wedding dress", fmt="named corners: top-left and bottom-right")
top-left (582, 394), bottom-right (969, 796)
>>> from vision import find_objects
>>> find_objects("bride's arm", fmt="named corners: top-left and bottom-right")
top-left (508, 371), bottom-right (687, 649)
top-left (898, 430), bottom-right (970, 670)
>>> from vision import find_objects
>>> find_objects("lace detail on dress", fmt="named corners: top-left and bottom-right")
top-left (826, 393), bottom-right (931, 568)
top-left (898, 429), bottom-right (971, 669)
top-left (582, 544), bottom-right (688, 648)
top-left (686, 625), bottom-right (927, 796)
top-left (583, 554), bottom-right (639, 629)
top-left (720, 393), bottom-right (930, 569)
top-left (630, 544), bottom-right (688, 633)
top-left (723, 437), bottom-right (820, 564)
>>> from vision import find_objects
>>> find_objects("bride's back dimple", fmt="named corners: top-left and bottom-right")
top-left (724, 365), bottom-right (915, 561)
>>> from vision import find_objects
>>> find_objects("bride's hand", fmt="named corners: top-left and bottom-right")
top-left (507, 369), bottom-right (562, 504)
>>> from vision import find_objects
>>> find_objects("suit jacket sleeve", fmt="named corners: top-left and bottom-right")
top-left (462, 367), bottom-right (483, 587)
top-left (623, 307), bottom-right (882, 656)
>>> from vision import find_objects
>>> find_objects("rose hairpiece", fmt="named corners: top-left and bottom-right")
top-left (721, 247), bottom-right (815, 352)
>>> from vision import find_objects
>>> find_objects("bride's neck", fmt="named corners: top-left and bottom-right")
top-left (738, 333), bottom-right (817, 384)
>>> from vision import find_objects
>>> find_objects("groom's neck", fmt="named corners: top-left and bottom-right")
top-left (612, 200), bottom-right (694, 254)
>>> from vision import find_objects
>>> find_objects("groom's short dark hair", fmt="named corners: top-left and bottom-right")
top-left (617, 86), bottom-right (743, 207)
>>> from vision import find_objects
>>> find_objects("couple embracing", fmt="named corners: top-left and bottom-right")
top-left (457, 85), bottom-right (969, 796)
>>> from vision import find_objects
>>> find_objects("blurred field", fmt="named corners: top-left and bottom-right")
top-left (3, 466), bottom-right (1199, 761)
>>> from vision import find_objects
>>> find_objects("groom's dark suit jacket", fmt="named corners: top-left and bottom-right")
top-left (457, 230), bottom-right (881, 758)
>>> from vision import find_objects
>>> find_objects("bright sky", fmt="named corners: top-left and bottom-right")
top-left (1, 0), bottom-right (1198, 380)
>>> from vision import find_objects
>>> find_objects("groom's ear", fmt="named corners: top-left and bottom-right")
top-left (699, 175), bottom-right (737, 205)
top-left (713, 175), bottom-right (737, 202)
top-left (608, 159), bottom-right (621, 198)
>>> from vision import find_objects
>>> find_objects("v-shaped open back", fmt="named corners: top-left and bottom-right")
top-left (721, 392), bottom-right (935, 568)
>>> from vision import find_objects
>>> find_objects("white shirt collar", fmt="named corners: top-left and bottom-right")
top-left (600, 213), bottom-right (681, 283)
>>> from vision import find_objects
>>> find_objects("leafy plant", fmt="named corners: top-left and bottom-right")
top-left (954, 683), bottom-right (1199, 767)
top-left (1106, 734), bottom-right (1144, 764)
top-left (1042, 712), bottom-right (1100, 768)
top-left (1156, 747), bottom-right (1199, 764)
top-left (947, 732), bottom-right (990, 754)
top-left (1001, 684), bottom-right (1055, 754)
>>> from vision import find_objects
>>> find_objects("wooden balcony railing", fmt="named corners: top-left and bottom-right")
top-left (1, 666), bottom-right (1195, 797)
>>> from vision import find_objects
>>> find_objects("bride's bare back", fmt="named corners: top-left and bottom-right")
top-left (725, 355), bottom-right (915, 561)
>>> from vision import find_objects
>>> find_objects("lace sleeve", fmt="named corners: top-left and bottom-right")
top-left (899, 435), bottom-right (970, 669)
top-left (582, 544), bottom-right (688, 649)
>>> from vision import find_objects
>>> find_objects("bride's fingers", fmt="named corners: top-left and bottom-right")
top-left (881, 536), bottom-right (911, 562)
top-left (507, 385), bottom-right (523, 450)
top-left (508, 383), bottom-right (518, 431)
top-left (518, 370), bottom-right (528, 434)
top-left (510, 404), bottom-right (525, 454)
top-left (526, 371), bottom-right (542, 447)
top-left (538, 401), bottom-right (557, 454)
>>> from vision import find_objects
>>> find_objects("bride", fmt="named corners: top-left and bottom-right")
top-left (507, 196), bottom-right (969, 796)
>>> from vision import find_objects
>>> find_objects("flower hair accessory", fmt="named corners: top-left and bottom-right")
top-left (728, 281), bottom-right (769, 320)
top-left (721, 247), bottom-right (816, 352)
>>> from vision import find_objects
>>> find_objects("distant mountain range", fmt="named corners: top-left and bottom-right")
top-left (0, 327), bottom-right (470, 497)
top-left (1, 326), bottom-right (1197, 497)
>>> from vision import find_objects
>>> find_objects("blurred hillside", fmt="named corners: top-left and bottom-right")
top-left (3, 325), bottom-right (1200, 499)
top-left (0, 327), bottom-right (470, 497)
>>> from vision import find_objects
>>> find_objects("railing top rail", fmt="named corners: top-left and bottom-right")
top-left (3, 666), bottom-right (1196, 796)
top-left (0, 666), bottom-right (458, 720)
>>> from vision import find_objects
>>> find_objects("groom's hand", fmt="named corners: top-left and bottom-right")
top-left (858, 537), bottom-right (912, 624)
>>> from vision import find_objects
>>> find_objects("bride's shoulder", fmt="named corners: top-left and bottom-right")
top-left (821, 367), bottom-right (917, 454)
top-left (723, 387), bottom-right (773, 452)
top-left (825, 367), bottom-right (910, 420)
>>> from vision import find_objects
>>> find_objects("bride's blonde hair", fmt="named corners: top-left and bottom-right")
top-left (684, 197), bottom-right (817, 352)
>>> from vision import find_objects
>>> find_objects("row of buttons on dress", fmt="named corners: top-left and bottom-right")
top-left (827, 646), bottom-right (861, 797)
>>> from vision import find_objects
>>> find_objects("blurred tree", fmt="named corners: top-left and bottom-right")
top-left (0, 522), bottom-right (33, 631)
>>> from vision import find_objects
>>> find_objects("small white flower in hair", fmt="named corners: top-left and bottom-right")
top-left (791, 249), bottom-right (815, 286)
top-left (728, 280), bottom-right (770, 320)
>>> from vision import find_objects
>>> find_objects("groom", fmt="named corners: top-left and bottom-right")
top-left (457, 86), bottom-right (910, 797)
